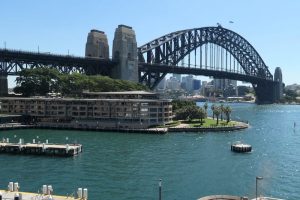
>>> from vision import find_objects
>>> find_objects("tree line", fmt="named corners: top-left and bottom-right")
top-left (209, 103), bottom-right (232, 124)
top-left (14, 68), bottom-right (148, 96)
top-left (172, 100), bottom-right (232, 125)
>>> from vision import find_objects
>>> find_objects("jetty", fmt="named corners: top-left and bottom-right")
top-left (0, 140), bottom-right (82, 157)
top-left (0, 182), bottom-right (88, 199)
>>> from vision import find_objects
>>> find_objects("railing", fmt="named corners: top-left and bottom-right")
top-left (0, 48), bottom-right (113, 62)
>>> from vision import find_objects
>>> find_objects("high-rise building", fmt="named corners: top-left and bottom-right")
top-left (85, 30), bottom-right (109, 59)
top-left (214, 78), bottom-right (237, 91)
top-left (112, 25), bottom-right (138, 82)
top-left (173, 74), bottom-right (181, 82)
top-left (167, 77), bottom-right (181, 90)
top-left (185, 75), bottom-right (194, 92)
top-left (157, 77), bottom-right (167, 91)
top-left (193, 79), bottom-right (201, 91)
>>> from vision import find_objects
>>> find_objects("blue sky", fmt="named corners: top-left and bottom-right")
top-left (1, 0), bottom-right (299, 87)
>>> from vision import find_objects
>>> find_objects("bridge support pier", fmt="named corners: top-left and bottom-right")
top-left (112, 25), bottom-right (138, 82)
top-left (0, 74), bottom-right (8, 96)
top-left (254, 81), bottom-right (276, 104)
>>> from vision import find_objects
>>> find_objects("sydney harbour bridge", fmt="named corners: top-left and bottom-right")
top-left (0, 25), bottom-right (283, 104)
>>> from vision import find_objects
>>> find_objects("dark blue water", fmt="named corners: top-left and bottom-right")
top-left (0, 103), bottom-right (299, 199)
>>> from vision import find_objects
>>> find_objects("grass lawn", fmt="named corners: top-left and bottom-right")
top-left (152, 118), bottom-right (237, 128)
top-left (183, 118), bottom-right (236, 128)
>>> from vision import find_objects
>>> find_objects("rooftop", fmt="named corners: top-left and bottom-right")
top-left (90, 29), bottom-right (105, 34)
top-left (118, 24), bottom-right (132, 29)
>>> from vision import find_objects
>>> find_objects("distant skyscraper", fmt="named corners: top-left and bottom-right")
top-left (200, 81), bottom-right (208, 95)
top-left (167, 77), bottom-right (180, 90)
top-left (193, 79), bottom-right (201, 90)
top-left (85, 29), bottom-right (109, 59)
top-left (185, 75), bottom-right (194, 92)
top-left (157, 77), bottom-right (167, 90)
top-left (173, 74), bottom-right (181, 82)
top-left (214, 78), bottom-right (237, 90)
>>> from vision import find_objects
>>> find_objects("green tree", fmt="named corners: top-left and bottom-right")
top-left (203, 102), bottom-right (208, 115)
top-left (223, 106), bottom-right (232, 123)
top-left (197, 107), bottom-right (207, 125)
top-left (13, 68), bottom-right (148, 96)
top-left (175, 107), bottom-right (189, 120)
top-left (172, 100), bottom-right (196, 112)
top-left (213, 106), bottom-right (221, 125)
top-left (211, 104), bottom-right (216, 120)
top-left (175, 105), bottom-right (205, 122)
top-left (220, 104), bottom-right (224, 121)
top-left (14, 68), bottom-right (60, 96)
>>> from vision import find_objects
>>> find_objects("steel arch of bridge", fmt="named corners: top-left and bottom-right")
top-left (138, 26), bottom-right (273, 89)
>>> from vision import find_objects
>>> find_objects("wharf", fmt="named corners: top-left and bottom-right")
top-left (35, 124), bottom-right (168, 134)
top-left (0, 123), bottom-right (168, 134)
top-left (0, 142), bottom-right (82, 157)
top-left (0, 123), bottom-right (34, 130)
top-left (0, 190), bottom-right (82, 200)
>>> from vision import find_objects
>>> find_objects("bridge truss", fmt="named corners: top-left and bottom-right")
top-left (138, 26), bottom-right (273, 89)
top-left (137, 26), bottom-right (279, 103)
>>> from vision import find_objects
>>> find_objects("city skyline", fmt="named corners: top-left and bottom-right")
top-left (1, 0), bottom-right (299, 87)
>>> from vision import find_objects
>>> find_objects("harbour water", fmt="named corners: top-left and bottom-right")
top-left (0, 103), bottom-right (299, 199)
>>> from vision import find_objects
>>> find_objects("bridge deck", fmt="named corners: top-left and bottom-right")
top-left (0, 48), bottom-right (115, 75)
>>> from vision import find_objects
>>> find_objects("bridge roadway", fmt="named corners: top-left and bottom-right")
top-left (139, 63), bottom-right (274, 85)
top-left (0, 48), bottom-right (115, 75)
top-left (1, 48), bottom-right (262, 84)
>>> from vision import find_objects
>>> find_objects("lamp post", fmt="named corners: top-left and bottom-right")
top-left (256, 176), bottom-right (263, 200)
top-left (158, 179), bottom-right (162, 200)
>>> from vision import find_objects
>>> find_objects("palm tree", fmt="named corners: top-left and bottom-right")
top-left (211, 104), bottom-right (215, 120)
top-left (203, 102), bottom-right (208, 115)
top-left (214, 106), bottom-right (221, 125)
top-left (197, 107), bottom-right (207, 125)
top-left (220, 104), bottom-right (224, 121)
top-left (223, 106), bottom-right (232, 123)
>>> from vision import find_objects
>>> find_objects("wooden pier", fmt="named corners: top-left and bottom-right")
top-left (0, 142), bottom-right (82, 157)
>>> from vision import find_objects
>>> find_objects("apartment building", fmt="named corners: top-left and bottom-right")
top-left (0, 91), bottom-right (172, 129)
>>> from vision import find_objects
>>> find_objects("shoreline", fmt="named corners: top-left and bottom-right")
top-left (0, 121), bottom-right (248, 133)
top-left (168, 120), bottom-right (248, 132)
